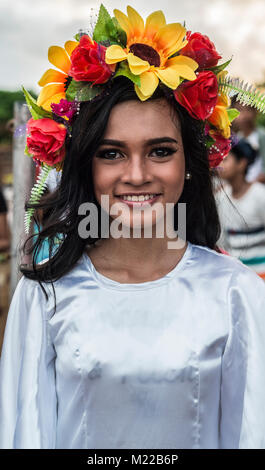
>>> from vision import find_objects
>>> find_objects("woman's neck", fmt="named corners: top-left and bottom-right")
top-left (87, 234), bottom-right (188, 283)
top-left (230, 177), bottom-right (252, 199)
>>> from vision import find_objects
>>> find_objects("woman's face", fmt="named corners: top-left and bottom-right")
top-left (92, 98), bottom-right (185, 232)
top-left (218, 151), bottom-right (246, 181)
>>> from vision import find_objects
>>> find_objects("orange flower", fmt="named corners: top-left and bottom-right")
top-left (37, 41), bottom-right (79, 111)
top-left (208, 93), bottom-right (231, 139)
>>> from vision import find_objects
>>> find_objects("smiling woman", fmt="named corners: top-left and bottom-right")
top-left (21, 77), bottom-right (220, 282)
top-left (0, 4), bottom-right (265, 451)
top-left (92, 97), bottom-right (186, 235)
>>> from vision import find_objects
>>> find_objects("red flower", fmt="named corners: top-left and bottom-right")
top-left (174, 71), bottom-right (218, 120)
top-left (208, 131), bottom-right (231, 168)
top-left (180, 32), bottom-right (222, 69)
top-left (68, 35), bottom-right (113, 84)
top-left (26, 118), bottom-right (67, 166)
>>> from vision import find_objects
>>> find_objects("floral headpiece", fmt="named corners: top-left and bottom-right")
top-left (23, 4), bottom-right (265, 232)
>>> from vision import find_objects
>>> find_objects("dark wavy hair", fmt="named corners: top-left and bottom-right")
top-left (21, 77), bottom-right (221, 287)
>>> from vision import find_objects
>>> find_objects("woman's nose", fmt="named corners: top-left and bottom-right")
top-left (120, 155), bottom-right (151, 185)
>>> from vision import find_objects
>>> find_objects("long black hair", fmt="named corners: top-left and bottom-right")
top-left (21, 77), bottom-right (221, 286)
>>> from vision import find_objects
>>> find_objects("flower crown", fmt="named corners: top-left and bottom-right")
top-left (23, 4), bottom-right (265, 233)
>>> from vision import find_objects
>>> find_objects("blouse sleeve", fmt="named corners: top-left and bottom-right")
top-left (220, 267), bottom-right (265, 448)
top-left (0, 277), bottom-right (57, 449)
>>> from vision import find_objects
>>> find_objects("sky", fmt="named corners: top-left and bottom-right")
top-left (1, 0), bottom-right (265, 93)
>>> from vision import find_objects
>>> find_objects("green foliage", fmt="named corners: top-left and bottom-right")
top-left (0, 89), bottom-right (37, 143)
top-left (66, 79), bottom-right (103, 101)
top-left (208, 59), bottom-right (232, 75)
top-left (227, 108), bottom-right (240, 123)
top-left (24, 144), bottom-right (32, 157)
top-left (114, 62), bottom-right (141, 87)
top-left (112, 17), bottom-right (127, 46)
top-left (218, 76), bottom-right (265, 114)
top-left (22, 87), bottom-right (52, 120)
top-left (205, 135), bottom-right (216, 149)
top-left (93, 4), bottom-right (126, 46)
top-left (24, 165), bottom-right (51, 234)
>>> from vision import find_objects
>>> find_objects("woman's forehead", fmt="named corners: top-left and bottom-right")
top-left (103, 99), bottom-right (181, 142)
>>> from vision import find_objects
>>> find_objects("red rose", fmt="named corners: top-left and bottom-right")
top-left (180, 32), bottom-right (222, 69)
top-left (26, 118), bottom-right (67, 166)
top-left (68, 35), bottom-right (113, 84)
top-left (208, 131), bottom-right (231, 168)
top-left (174, 71), bottom-right (218, 120)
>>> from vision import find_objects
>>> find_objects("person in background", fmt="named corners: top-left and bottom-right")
top-left (0, 189), bottom-right (9, 253)
top-left (231, 98), bottom-right (265, 184)
top-left (216, 139), bottom-right (265, 279)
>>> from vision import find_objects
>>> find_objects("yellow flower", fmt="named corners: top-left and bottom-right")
top-left (105, 6), bottom-right (198, 100)
top-left (208, 93), bottom-right (231, 139)
top-left (37, 41), bottom-right (79, 111)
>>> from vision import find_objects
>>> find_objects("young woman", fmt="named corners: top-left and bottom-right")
top-left (0, 5), bottom-right (265, 449)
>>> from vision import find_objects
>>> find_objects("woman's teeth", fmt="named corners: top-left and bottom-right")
top-left (120, 194), bottom-right (158, 201)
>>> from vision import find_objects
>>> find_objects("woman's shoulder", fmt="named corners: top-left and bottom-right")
top-left (15, 254), bottom-right (90, 301)
top-left (251, 182), bottom-right (265, 199)
top-left (189, 243), bottom-right (265, 288)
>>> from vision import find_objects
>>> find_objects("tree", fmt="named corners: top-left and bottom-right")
top-left (0, 90), bottom-right (37, 143)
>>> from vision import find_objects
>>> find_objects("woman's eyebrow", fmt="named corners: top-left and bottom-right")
top-left (145, 137), bottom-right (178, 145)
top-left (99, 139), bottom-right (126, 147)
top-left (99, 137), bottom-right (178, 147)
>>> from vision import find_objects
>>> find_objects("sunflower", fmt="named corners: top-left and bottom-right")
top-left (37, 41), bottom-right (79, 111)
top-left (105, 6), bottom-right (198, 100)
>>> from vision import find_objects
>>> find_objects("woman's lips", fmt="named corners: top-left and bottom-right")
top-left (116, 195), bottom-right (161, 206)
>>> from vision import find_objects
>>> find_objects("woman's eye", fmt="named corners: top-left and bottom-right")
top-left (97, 149), bottom-right (123, 160)
top-left (150, 147), bottom-right (176, 158)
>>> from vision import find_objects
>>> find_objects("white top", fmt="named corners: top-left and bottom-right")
top-left (216, 183), bottom-right (265, 274)
top-left (1, 242), bottom-right (265, 449)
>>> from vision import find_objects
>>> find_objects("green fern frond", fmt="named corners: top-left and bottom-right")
top-left (24, 165), bottom-right (52, 234)
top-left (218, 76), bottom-right (265, 114)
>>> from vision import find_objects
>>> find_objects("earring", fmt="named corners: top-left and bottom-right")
top-left (185, 172), bottom-right (192, 180)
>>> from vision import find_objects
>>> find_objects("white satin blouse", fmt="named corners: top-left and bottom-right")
top-left (0, 242), bottom-right (265, 449)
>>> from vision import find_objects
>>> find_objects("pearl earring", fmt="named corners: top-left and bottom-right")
top-left (185, 172), bottom-right (192, 180)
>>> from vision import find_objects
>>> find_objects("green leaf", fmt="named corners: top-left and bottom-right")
top-left (22, 86), bottom-right (53, 120)
top-left (93, 4), bottom-right (126, 45)
top-left (24, 165), bottom-right (52, 234)
top-left (93, 4), bottom-right (114, 42)
top-left (65, 80), bottom-right (82, 101)
top-left (112, 17), bottom-right (127, 46)
top-left (227, 108), bottom-right (240, 123)
top-left (218, 75), bottom-right (265, 114)
top-left (205, 135), bottom-right (216, 149)
top-left (74, 33), bottom-right (80, 42)
top-left (66, 79), bottom-right (103, 101)
top-left (24, 144), bottom-right (33, 157)
top-left (114, 62), bottom-right (141, 87)
top-left (208, 59), bottom-right (232, 75)
top-left (78, 85), bottom-right (103, 101)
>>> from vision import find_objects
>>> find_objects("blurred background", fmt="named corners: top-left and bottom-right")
top-left (0, 0), bottom-right (265, 353)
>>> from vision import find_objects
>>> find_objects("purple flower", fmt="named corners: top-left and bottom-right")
top-left (51, 99), bottom-right (79, 121)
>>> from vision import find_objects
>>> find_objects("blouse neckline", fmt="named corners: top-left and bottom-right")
top-left (83, 241), bottom-right (193, 291)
